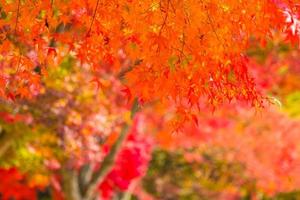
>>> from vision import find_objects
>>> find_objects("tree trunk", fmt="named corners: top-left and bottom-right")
top-left (60, 99), bottom-right (139, 200)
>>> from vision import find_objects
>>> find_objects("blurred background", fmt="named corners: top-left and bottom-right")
top-left (1, 34), bottom-right (300, 200)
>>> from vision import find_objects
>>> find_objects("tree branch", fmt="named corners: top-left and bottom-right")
top-left (83, 99), bottom-right (139, 200)
top-left (0, 130), bottom-right (13, 158)
top-left (0, 141), bottom-right (12, 158)
top-left (62, 168), bottom-right (82, 200)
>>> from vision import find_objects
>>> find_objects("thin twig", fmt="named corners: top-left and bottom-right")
top-left (14, 0), bottom-right (21, 35)
top-left (206, 10), bottom-right (227, 50)
top-left (201, 0), bottom-right (226, 49)
top-left (16, 52), bottom-right (21, 72)
top-left (86, 0), bottom-right (100, 37)
top-left (156, 0), bottom-right (170, 53)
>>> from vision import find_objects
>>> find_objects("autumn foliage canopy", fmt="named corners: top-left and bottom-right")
top-left (1, 0), bottom-right (300, 199)
top-left (0, 0), bottom-right (298, 105)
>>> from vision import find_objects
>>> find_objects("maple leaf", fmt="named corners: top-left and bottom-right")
top-left (0, 168), bottom-right (37, 200)
top-left (90, 77), bottom-right (103, 91)
top-left (121, 86), bottom-right (132, 103)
